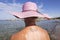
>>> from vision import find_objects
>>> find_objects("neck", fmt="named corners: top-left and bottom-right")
top-left (25, 21), bottom-right (36, 27)
top-left (24, 17), bottom-right (37, 27)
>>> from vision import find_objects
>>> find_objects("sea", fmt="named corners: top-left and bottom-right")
top-left (0, 20), bottom-right (60, 40)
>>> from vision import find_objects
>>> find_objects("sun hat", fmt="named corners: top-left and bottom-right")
top-left (10, 2), bottom-right (50, 19)
top-left (22, 2), bottom-right (38, 11)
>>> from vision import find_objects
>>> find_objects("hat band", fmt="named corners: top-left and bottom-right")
top-left (22, 10), bottom-right (43, 16)
top-left (22, 10), bottom-right (38, 12)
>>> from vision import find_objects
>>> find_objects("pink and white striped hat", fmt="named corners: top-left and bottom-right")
top-left (10, 2), bottom-right (50, 19)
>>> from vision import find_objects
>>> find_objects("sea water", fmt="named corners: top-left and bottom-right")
top-left (0, 20), bottom-right (60, 40)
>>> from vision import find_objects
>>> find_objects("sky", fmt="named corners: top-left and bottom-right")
top-left (0, 0), bottom-right (60, 20)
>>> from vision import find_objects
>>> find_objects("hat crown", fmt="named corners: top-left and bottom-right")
top-left (22, 2), bottom-right (38, 11)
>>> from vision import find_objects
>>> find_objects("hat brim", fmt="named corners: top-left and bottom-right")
top-left (10, 11), bottom-right (50, 19)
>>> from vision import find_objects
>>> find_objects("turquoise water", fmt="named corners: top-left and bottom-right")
top-left (0, 20), bottom-right (60, 40)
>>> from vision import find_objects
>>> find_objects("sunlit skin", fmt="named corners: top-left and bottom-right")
top-left (10, 17), bottom-right (50, 40)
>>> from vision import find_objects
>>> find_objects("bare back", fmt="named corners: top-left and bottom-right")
top-left (10, 26), bottom-right (50, 40)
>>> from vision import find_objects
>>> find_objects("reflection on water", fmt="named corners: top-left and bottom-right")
top-left (0, 20), bottom-right (60, 40)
